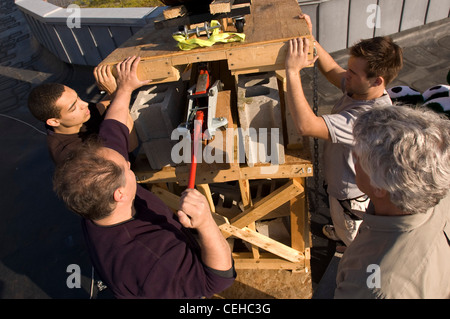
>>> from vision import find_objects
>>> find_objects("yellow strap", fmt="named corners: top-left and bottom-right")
top-left (173, 20), bottom-right (245, 51)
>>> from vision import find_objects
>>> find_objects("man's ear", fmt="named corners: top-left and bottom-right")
top-left (46, 118), bottom-right (60, 127)
top-left (372, 76), bottom-right (384, 87)
top-left (373, 187), bottom-right (387, 198)
top-left (113, 187), bottom-right (126, 202)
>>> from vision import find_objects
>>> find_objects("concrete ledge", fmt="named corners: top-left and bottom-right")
top-left (15, 0), bottom-right (165, 65)
top-left (15, 0), bottom-right (449, 66)
top-left (15, 0), bottom-right (160, 25)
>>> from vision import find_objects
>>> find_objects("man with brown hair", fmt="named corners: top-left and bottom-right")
top-left (285, 14), bottom-right (403, 246)
top-left (27, 64), bottom-right (137, 165)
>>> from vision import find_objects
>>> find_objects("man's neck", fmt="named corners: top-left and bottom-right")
top-left (94, 205), bottom-right (136, 226)
top-left (53, 123), bottom-right (83, 135)
top-left (372, 197), bottom-right (410, 217)
top-left (352, 87), bottom-right (386, 101)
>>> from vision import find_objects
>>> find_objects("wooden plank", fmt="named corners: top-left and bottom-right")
top-left (220, 223), bottom-right (304, 263)
top-left (232, 252), bottom-right (305, 270)
top-left (290, 178), bottom-right (308, 252)
top-left (151, 184), bottom-right (230, 225)
top-left (229, 178), bottom-right (304, 229)
top-left (238, 179), bottom-right (260, 259)
top-left (197, 183), bottom-right (216, 213)
top-left (111, 57), bottom-right (181, 83)
top-left (238, 179), bottom-right (252, 209)
top-left (150, 185), bottom-right (180, 212)
top-left (135, 159), bottom-right (313, 184)
top-left (163, 5), bottom-right (187, 20)
top-left (210, 0), bottom-right (234, 14)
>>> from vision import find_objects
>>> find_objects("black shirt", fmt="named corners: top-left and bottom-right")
top-left (46, 102), bottom-right (103, 165)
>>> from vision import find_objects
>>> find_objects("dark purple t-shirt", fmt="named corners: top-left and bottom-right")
top-left (81, 119), bottom-right (235, 299)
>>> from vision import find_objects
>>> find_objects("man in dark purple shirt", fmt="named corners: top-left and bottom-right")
top-left (53, 56), bottom-right (236, 298)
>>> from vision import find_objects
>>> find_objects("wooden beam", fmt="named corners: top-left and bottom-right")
top-left (210, 0), bottom-right (234, 14)
top-left (238, 179), bottom-right (260, 259)
top-left (197, 183), bottom-right (216, 213)
top-left (136, 161), bottom-right (313, 184)
top-left (150, 185), bottom-right (180, 212)
top-left (290, 178), bottom-right (309, 252)
top-left (151, 184), bottom-right (230, 224)
top-left (229, 178), bottom-right (304, 229)
top-left (219, 223), bottom-right (304, 263)
top-left (163, 5), bottom-right (187, 20)
top-left (232, 252), bottom-right (305, 270)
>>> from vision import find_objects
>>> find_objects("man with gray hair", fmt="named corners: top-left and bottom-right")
top-left (334, 105), bottom-right (450, 298)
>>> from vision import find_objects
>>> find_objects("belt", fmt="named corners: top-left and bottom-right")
top-left (338, 195), bottom-right (369, 220)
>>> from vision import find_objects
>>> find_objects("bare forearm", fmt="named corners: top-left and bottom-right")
top-left (286, 70), bottom-right (325, 138)
top-left (314, 40), bottom-right (346, 88)
top-left (197, 222), bottom-right (232, 271)
top-left (177, 189), bottom-right (233, 272)
top-left (104, 87), bottom-right (133, 125)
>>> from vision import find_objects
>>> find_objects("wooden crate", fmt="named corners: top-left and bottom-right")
top-left (104, 0), bottom-right (314, 297)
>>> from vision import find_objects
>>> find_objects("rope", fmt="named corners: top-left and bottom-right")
top-left (0, 113), bottom-right (46, 135)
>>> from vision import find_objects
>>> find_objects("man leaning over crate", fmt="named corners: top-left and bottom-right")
top-left (284, 14), bottom-right (403, 246)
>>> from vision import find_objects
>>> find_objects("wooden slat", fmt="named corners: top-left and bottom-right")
top-left (220, 223), bottom-right (304, 263)
top-left (232, 252), bottom-right (305, 270)
top-left (150, 185), bottom-right (180, 212)
top-left (163, 5), bottom-right (187, 20)
top-left (290, 177), bottom-right (309, 252)
top-left (135, 159), bottom-right (313, 184)
top-left (197, 183), bottom-right (216, 213)
top-left (238, 179), bottom-right (260, 259)
top-left (229, 178), bottom-right (304, 229)
top-left (210, 0), bottom-right (234, 14)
